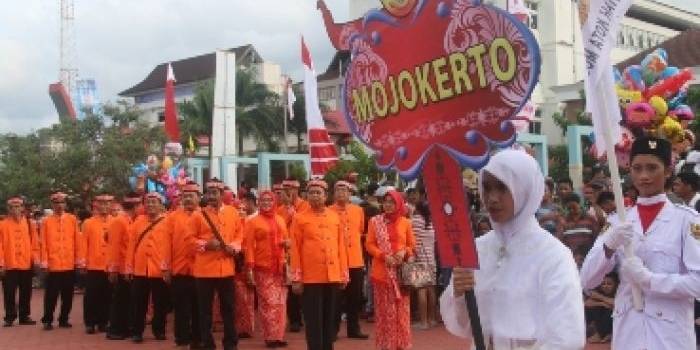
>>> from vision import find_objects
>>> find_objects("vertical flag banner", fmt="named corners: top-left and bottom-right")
top-left (581, 0), bottom-right (632, 155)
top-left (164, 63), bottom-right (181, 142)
top-left (287, 78), bottom-right (297, 120)
top-left (302, 38), bottom-right (339, 178)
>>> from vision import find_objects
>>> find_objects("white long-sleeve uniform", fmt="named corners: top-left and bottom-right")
top-left (580, 198), bottom-right (700, 350)
top-left (440, 219), bottom-right (585, 350)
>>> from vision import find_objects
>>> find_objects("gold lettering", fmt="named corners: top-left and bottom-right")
top-left (432, 57), bottom-right (454, 100)
top-left (415, 62), bottom-right (438, 105)
top-left (448, 52), bottom-right (472, 94)
top-left (371, 81), bottom-right (389, 118)
top-left (466, 44), bottom-right (487, 88)
top-left (352, 87), bottom-right (373, 122)
top-left (397, 70), bottom-right (418, 110)
top-left (388, 76), bottom-right (400, 115)
top-left (489, 38), bottom-right (516, 82)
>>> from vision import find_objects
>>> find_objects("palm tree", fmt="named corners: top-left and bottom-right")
top-left (178, 68), bottom-right (283, 156)
top-left (235, 68), bottom-right (283, 155)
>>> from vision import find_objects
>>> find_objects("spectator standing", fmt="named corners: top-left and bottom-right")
top-left (410, 200), bottom-right (437, 330)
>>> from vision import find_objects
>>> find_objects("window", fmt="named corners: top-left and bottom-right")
top-left (526, 1), bottom-right (538, 30)
top-left (158, 111), bottom-right (165, 123)
top-left (528, 108), bottom-right (542, 134)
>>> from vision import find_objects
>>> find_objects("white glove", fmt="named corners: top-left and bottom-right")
top-left (603, 223), bottom-right (634, 251)
top-left (621, 256), bottom-right (652, 290)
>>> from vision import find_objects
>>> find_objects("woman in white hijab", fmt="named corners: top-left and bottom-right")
top-left (439, 149), bottom-right (585, 349)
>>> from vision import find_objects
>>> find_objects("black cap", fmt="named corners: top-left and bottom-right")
top-left (630, 136), bottom-right (672, 166)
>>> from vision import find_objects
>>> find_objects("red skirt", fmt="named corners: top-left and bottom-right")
top-left (234, 276), bottom-right (255, 335)
top-left (373, 281), bottom-right (412, 350)
top-left (254, 270), bottom-right (287, 341)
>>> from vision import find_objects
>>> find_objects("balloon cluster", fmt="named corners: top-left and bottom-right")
top-left (595, 48), bottom-right (696, 167)
top-left (129, 142), bottom-right (190, 205)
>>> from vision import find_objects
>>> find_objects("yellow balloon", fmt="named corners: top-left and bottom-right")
top-left (616, 87), bottom-right (642, 108)
top-left (648, 96), bottom-right (668, 116)
top-left (162, 156), bottom-right (173, 170)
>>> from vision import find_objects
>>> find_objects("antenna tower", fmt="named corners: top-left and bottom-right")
top-left (59, 0), bottom-right (78, 94)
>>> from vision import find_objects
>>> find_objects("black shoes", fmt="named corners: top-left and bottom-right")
top-left (288, 323), bottom-right (302, 332)
top-left (58, 322), bottom-right (72, 328)
top-left (132, 335), bottom-right (144, 343)
top-left (43, 323), bottom-right (53, 330)
top-left (238, 332), bottom-right (252, 339)
top-left (347, 332), bottom-right (369, 339)
top-left (3, 321), bottom-right (12, 327)
top-left (97, 324), bottom-right (107, 333)
top-left (86, 326), bottom-right (96, 334)
top-left (265, 340), bottom-right (289, 348)
top-left (18, 318), bottom-right (36, 325)
top-left (106, 333), bottom-right (126, 340)
top-left (154, 333), bottom-right (167, 340)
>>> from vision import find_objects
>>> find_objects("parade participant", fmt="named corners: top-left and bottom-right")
top-left (277, 179), bottom-right (310, 332)
top-left (0, 196), bottom-right (39, 327)
top-left (365, 190), bottom-right (415, 350)
top-left (235, 192), bottom-right (256, 339)
top-left (440, 149), bottom-right (585, 349)
top-left (329, 181), bottom-right (368, 339)
top-left (673, 171), bottom-right (700, 208)
top-left (273, 183), bottom-right (284, 203)
top-left (106, 192), bottom-right (141, 340)
top-left (244, 190), bottom-right (290, 348)
top-left (168, 182), bottom-right (202, 349)
top-left (79, 194), bottom-right (114, 334)
top-left (190, 179), bottom-right (243, 350)
top-left (125, 192), bottom-right (171, 343)
top-left (581, 136), bottom-right (700, 349)
top-left (40, 191), bottom-right (82, 330)
top-left (290, 180), bottom-right (349, 350)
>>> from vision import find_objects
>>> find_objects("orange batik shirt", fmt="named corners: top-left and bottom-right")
top-left (0, 217), bottom-right (39, 270)
top-left (276, 198), bottom-right (311, 229)
top-left (125, 214), bottom-right (170, 278)
top-left (107, 213), bottom-right (138, 274)
top-left (167, 207), bottom-right (198, 276)
top-left (289, 208), bottom-right (348, 284)
top-left (80, 215), bottom-right (112, 271)
top-left (329, 203), bottom-right (365, 269)
top-left (244, 213), bottom-right (288, 273)
top-left (41, 213), bottom-right (82, 271)
top-left (190, 205), bottom-right (242, 278)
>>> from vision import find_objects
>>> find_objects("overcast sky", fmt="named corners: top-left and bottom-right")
top-left (0, 0), bottom-right (698, 135)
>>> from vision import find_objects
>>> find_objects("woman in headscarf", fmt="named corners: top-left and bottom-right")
top-left (244, 190), bottom-right (290, 348)
top-left (440, 149), bottom-right (585, 349)
top-left (365, 190), bottom-right (416, 350)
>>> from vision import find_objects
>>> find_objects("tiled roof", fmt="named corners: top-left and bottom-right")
top-left (119, 45), bottom-right (261, 96)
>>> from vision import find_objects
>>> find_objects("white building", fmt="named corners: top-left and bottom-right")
top-left (349, 0), bottom-right (700, 144)
top-left (118, 44), bottom-right (284, 141)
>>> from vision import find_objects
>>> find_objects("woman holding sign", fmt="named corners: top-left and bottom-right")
top-left (440, 149), bottom-right (585, 349)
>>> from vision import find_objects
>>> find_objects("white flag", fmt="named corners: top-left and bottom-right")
top-left (287, 80), bottom-right (296, 120)
top-left (581, 0), bottom-right (633, 156)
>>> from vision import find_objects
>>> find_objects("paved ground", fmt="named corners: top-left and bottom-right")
top-left (0, 292), bottom-right (611, 349)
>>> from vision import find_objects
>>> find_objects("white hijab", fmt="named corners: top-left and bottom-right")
top-left (478, 149), bottom-right (545, 243)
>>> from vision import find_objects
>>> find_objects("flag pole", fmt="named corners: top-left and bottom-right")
top-left (283, 83), bottom-right (290, 177)
top-left (596, 82), bottom-right (643, 311)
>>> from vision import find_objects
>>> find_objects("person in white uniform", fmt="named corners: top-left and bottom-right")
top-left (440, 149), bottom-right (585, 350)
top-left (580, 136), bottom-right (700, 350)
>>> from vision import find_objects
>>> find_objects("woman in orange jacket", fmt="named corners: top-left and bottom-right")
top-left (365, 190), bottom-right (416, 350)
top-left (245, 190), bottom-right (290, 348)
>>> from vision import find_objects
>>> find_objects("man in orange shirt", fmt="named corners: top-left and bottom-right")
top-left (1, 196), bottom-right (39, 327)
top-left (329, 181), bottom-right (368, 340)
top-left (290, 180), bottom-right (349, 350)
top-left (80, 194), bottom-right (113, 334)
top-left (40, 191), bottom-right (81, 330)
top-left (169, 182), bottom-right (202, 348)
top-left (106, 192), bottom-right (141, 340)
top-left (125, 192), bottom-right (171, 343)
top-left (277, 179), bottom-right (309, 332)
top-left (191, 179), bottom-right (243, 350)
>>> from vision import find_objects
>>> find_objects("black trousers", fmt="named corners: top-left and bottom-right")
top-left (334, 268), bottom-right (364, 336)
top-left (41, 271), bottom-right (75, 324)
top-left (588, 306), bottom-right (613, 337)
top-left (2, 269), bottom-right (33, 322)
top-left (131, 276), bottom-right (169, 337)
top-left (302, 284), bottom-right (340, 350)
top-left (287, 287), bottom-right (303, 327)
top-left (172, 275), bottom-right (201, 346)
top-left (196, 277), bottom-right (237, 349)
top-left (83, 270), bottom-right (111, 327)
top-left (108, 275), bottom-right (131, 336)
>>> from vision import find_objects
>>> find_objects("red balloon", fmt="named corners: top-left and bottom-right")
top-left (644, 68), bottom-right (693, 100)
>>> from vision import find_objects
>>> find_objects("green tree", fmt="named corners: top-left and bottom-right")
top-left (324, 140), bottom-right (382, 191)
top-left (0, 103), bottom-right (165, 207)
top-left (179, 79), bottom-right (214, 147)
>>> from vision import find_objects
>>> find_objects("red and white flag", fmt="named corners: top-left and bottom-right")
top-left (287, 78), bottom-right (296, 120)
top-left (302, 37), bottom-right (338, 178)
top-left (164, 63), bottom-right (181, 142)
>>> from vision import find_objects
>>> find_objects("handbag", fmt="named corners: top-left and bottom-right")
top-left (398, 261), bottom-right (435, 289)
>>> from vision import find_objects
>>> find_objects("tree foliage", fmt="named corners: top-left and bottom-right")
top-left (324, 141), bottom-right (383, 192)
top-left (0, 103), bottom-right (165, 208)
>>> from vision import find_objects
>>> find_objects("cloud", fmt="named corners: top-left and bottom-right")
top-left (0, 0), bottom-right (356, 134)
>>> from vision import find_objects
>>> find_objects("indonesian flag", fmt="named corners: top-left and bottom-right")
top-left (302, 37), bottom-right (338, 178)
top-left (164, 63), bottom-right (180, 142)
top-left (287, 78), bottom-right (296, 120)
